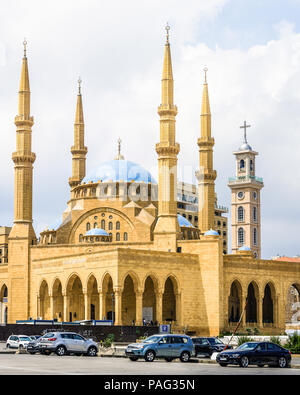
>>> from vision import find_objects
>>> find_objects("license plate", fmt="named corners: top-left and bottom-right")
top-left (41, 345), bottom-right (47, 348)
top-left (220, 357), bottom-right (227, 361)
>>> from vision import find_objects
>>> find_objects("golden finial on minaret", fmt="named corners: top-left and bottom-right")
top-left (114, 137), bottom-right (125, 160)
top-left (165, 23), bottom-right (170, 44)
top-left (78, 76), bottom-right (82, 95)
top-left (23, 38), bottom-right (27, 58)
top-left (204, 66), bottom-right (208, 84)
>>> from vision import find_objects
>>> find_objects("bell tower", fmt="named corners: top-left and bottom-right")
top-left (228, 121), bottom-right (264, 258)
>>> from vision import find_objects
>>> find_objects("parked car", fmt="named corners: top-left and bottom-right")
top-left (216, 341), bottom-right (291, 368)
top-left (6, 335), bottom-right (32, 349)
top-left (125, 334), bottom-right (195, 362)
top-left (27, 335), bottom-right (42, 354)
top-left (192, 337), bottom-right (232, 357)
top-left (37, 332), bottom-right (98, 356)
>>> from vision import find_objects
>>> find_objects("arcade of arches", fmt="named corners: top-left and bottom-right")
top-left (36, 273), bottom-right (179, 326)
top-left (227, 280), bottom-right (300, 329)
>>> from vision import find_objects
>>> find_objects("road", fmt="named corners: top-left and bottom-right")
top-left (0, 354), bottom-right (299, 375)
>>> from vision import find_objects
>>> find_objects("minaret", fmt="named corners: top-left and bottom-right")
top-left (69, 77), bottom-right (87, 188)
top-left (153, 25), bottom-right (180, 252)
top-left (228, 121), bottom-right (264, 258)
top-left (196, 68), bottom-right (217, 232)
top-left (8, 40), bottom-right (36, 323)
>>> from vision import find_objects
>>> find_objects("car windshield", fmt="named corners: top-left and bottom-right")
top-left (237, 342), bottom-right (260, 351)
top-left (19, 336), bottom-right (31, 341)
top-left (143, 336), bottom-right (162, 344)
top-left (208, 338), bottom-right (223, 345)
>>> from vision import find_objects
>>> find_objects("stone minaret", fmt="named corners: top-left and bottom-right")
top-left (69, 78), bottom-right (87, 188)
top-left (196, 68), bottom-right (217, 232)
top-left (154, 25), bottom-right (180, 252)
top-left (228, 121), bottom-right (264, 258)
top-left (8, 41), bottom-right (36, 322)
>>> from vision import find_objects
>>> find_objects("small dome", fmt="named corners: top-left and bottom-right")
top-left (85, 228), bottom-right (108, 237)
top-left (83, 160), bottom-right (156, 184)
top-left (239, 143), bottom-right (252, 151)
top-left (204, 229), bottom-right (219, 236)
top-left (239, 246), bottom-right (251, 251)
top-left (177, 214), bottom-right (193, 228)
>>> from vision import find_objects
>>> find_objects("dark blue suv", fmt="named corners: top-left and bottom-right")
top-left (125, 334), bottom-right (195, 362)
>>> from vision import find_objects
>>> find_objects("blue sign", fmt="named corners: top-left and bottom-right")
top-left (159, 324), bottom-right (171, 333)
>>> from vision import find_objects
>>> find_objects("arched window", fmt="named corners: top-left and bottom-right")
top-left (253, 206), bottom-right (257, 222)
top-left (238, 206), bottom-right (244, 222)
top-left (86, 223), bottom-right (91, 231)
top-left (238, 227), bottom-right (244, 245)
top-left (94, 222), bottom-right (98, 228)
top-left (253, 228), bottom-right (257, 246)
top-left (116, 233), bottom-right (120, 241)
top-left (109, 222), bottom-right (113, 230)
top-left (250, 160), bottom-right (253, 171)
top-left (239, 159), bottom-right (245, 170)
top-left (124, 232), bottom-right (128, 241)
top-left (116, 221), bottom-right (120, 230)
top-left (101, 220), bottom-right (105, 229)
top-left (79, 234), bottom-right (83, 242)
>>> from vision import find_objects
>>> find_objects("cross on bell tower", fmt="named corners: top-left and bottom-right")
top-left (240, 120), bottom-right (251, 144)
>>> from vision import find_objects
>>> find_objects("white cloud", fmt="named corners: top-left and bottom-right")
top-left (0, 2), bottom-right (299, 258)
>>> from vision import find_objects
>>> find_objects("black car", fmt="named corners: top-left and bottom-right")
top-left (192, 337), bottom-right (232, 357)
top-left (27, 335), bottom-right (42, 354)
top-left (216, 341), bottom-right (291, 368)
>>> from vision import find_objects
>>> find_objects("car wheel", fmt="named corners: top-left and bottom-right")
top-left (6, 344), bottom-right (10, 349)
top-left (257, 364), bottom-right (264, 367)
top-left (278, 357), bottom-right (287, 368)
top-left (144, 350), bottom-right (155, 362)
top-left (219, 363), bottom-right (228, 367)
top-left (56, 346), bottom-right (67, 356)
top-left (239, 356), bottom-right (249, 368)
top-left (180, 351), bottom-right (190, 363)
top-left (165, 357), bottom-right (173, 362)
top-left (19, 344), bottom-right (23, 349)
top-left (129, 357), bottom-right (139, 361)
top-left (87, 346), bottom-right (98, 357)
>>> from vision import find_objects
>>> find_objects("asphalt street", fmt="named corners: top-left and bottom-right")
top-left (0, 354), bottom-right (299, 375)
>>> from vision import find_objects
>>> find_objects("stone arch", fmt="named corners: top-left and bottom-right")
top-left (228, 280), bottom-right (242, 323)
top-left (39, 280), bottom-right (50, 320)
top-left (101, 273), bottom-right (114, 321)
top-left (162, 275), bottom-right (179, 323)
top-left (122, 274), bottom-right (138, 325)
top-left (66, 274), bottom-right (84, 322)
top-left (142, 275), bottom-right (158, 324)
top-left (263, 282), bottom-right (276, 324)
top-left (285, 282), bottom-right (300, 324)
top-left (246, 281), bottom-right (259, 323)
top-left (86, 274), bottom-right (99, 320)
top-left (52, 278), bottom-right (63, 322)
top-left (0, 284), bottom-right (8, 324)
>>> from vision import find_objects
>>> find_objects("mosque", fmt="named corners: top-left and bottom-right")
top-left (0, 28), bottom-right (300, 335)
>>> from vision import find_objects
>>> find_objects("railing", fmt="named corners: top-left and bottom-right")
top-left (228, 175), bottom-right (263, 183)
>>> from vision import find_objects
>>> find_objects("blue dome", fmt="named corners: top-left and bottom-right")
top-left (177, 214), bottom-right (193, 228)
top-left (85, 228), bottom-right (109, 236)
top-left (83, 160), bottom-right (156, 184)
top-left (204, 229), bottom-right (219, 236)
top-left (239, 246), bottom-right (251, 251)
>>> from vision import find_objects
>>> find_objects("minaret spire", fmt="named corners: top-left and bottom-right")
top-left (69, 78), bottom-right (88, 188)
top-left (196, 67), bottom-right (217, 232)
top-left (154, 25), bottom-right (180, 252)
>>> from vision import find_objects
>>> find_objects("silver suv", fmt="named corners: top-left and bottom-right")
top-left (38, 332), bottom-right (98, 356)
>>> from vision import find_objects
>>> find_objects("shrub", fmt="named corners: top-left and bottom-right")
top-left (237, 336), bottom-right (252, 347)
top-left (286, 333), bottom-right (300, 354)
top-left (103, 333), bottom-right (115, 348)
top-left (253, 328), bottom-right (260, 335)
top-left (270, 336), bottom-right (282, 346)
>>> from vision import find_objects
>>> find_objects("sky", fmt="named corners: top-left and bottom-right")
top-left (0, 0), bottom-right (299, 259)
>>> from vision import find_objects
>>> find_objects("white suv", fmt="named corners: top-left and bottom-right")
top-left (6, 335), bottom-right (32, 349)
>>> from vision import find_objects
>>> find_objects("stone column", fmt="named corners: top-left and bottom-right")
top-left (258, 296), bottom-right (263, 328)
top-left (63, 294), bottom-right (69, 322)
top-left (49, 293), bottom-right (54, 320)
top-left (135, 291), bottom-right (143, 326)
top-left (156, 291), bottom-right (163, 325)
top-left (84, 291), bottom-right (89, 321)
top-left (114, 290), bottom-right (122, 325)
top-left (37, 295), bottom-right (40, 319)
top-left (241, 292), bottom-right (247, 327)
top-left (99, 290), bottom-right (105, 320)
top-left (175, 293), bottom-right (181, 326)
